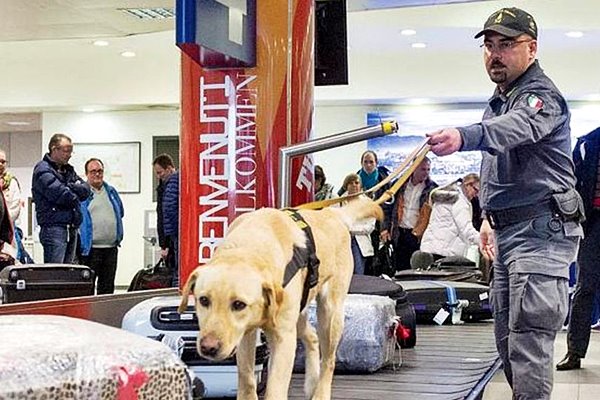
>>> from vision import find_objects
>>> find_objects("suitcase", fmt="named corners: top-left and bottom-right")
top-left (348, 274), bottom-right (417, 348)
top-left (295, 294), bottom-right (399, 373)
top-left (399, 252), bottom-right (483, 282)
top-left (0, 264), bottom-right (95, 304)
top-left (122, 296), bottom-right (268, 398)
top-left (0, 314), bottom-right (190, 399)
top-left (397, 279), bottom-right (492, 324)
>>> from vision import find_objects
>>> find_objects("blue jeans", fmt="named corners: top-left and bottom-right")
top-left (39, 225), bottom-right (78, 264)
top-left (351, 236), bottom-right (365, 275)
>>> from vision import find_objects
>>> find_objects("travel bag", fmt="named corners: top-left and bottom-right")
top-left (122, 296), bottom-right (268, 398)
top-left (0, 264), bottom-right (95, 304)
top-left (127, 259), bottom-right (172, 291)
top-left (348, 274), bottom-right (416, 348)
top-left (294, 294), bottom-right (400, 373)
top-left (397, 280), bottom-right (492, 324)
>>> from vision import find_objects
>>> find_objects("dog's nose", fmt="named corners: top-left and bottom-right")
top-left (199, 336), bottom-right (221, 358)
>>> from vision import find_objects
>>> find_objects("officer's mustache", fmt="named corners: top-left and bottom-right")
top-left (490, 61), bottom-right (506, 69)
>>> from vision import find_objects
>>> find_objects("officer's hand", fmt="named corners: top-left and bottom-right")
top-left (427, 128), bottom-right (462, 156)
top-left (479, 219), bottom-right (496, 261)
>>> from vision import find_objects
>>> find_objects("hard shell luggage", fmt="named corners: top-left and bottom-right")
top-left (294, 294), bottom-right (400, 373)
top-left (122, 296), bottom-right (268, 398)
top-left (348, 274), bottom-right (417, 348)
top-left (0, 264), bottom-right (95, 304)
top-left (397, 280), bottom-right (492, 324)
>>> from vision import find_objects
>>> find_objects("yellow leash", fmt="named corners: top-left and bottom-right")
top-left (295, 139), bottom-right (431, 210)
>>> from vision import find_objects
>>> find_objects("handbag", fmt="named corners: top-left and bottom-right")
top-left (128, 258), bottom-right (172, 291)
top-left (371, 241), bottom-right (395, 278)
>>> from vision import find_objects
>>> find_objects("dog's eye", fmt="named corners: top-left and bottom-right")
top-left (231, 300), bottom-right (247, 311)
top-left (198, 296), bottom-right (210, 307)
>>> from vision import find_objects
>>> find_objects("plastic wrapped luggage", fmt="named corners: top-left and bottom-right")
top-left (0, 314), bottom-right (191, 399)
top-left (348, 274), bottom-right (417, 348)
top-left (0, 264), bottom-right (95, 304)
top-left (122, 296), bottom-right (268, 398)
top-left (295, 294), bottom-right (400, 373)
top-left (397, 280), bottom-right (492, 324)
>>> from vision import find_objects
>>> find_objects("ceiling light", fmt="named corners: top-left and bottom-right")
top-left (401, 29), bottom-right (417, 36)
top-left (5, 121), bottom-right (31, 126)
top-left (119, 8), bottom-right (175, 19)
top-left (93, 40), bottom-right (110, 47)
top-left (120, 51), bottom-right (136, 58)
top-left (82, 107), bottom-right (96, 113)
top-left (411, 42), bottom-right (427, 49)
top-left (565, 31), bottom-right (584, 38)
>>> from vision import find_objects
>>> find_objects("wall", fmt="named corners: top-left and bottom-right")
top-left (42, 110), bottom-right (179, 287)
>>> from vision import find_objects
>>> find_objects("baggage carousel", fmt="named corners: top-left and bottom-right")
top-left (288, 322), bottom-right (500, 400)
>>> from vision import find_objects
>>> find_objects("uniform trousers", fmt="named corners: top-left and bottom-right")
top-left (567, 212), bottom-right (600, 357)
top-left (491, 213), bottom-right (579, 400)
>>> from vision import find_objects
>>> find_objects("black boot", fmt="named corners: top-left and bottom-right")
top-left (556, 353), bottom-right (581, 371)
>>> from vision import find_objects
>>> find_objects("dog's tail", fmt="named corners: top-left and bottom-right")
top-left (334, 196), bottom-right (383, 228)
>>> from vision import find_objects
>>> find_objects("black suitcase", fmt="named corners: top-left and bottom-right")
top-left (396, 279), bottom-right (492, 324)
top-left (348, 274), bottom-right (417, 348)
top-left (0, 264), bottom-right (95, 304)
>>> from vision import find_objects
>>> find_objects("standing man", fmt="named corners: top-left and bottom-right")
top-left (153, 154), bottom-right (179, 287)
top-left (380, 158), bottom-right (437, 271)
top-left (427, 8), bottom-right (584, 399)
top-left (79, 158), bottom-right (124, 295)
top-left (32, 133), bottom-right (90, 264)
top-left (556, 127), bottom-right (600, 371)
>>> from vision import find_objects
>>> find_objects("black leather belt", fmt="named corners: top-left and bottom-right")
top-left (486, 200), bottom-right (555, 230)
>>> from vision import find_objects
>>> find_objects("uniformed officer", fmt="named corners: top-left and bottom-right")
top-left (427, 7), bottom-right (583, 400)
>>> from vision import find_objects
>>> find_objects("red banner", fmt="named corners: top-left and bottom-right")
top-left (179, 1), bottom-right (314, 284)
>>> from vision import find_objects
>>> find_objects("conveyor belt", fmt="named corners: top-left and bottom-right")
top-left (288, 322), bottom-right (500, 400)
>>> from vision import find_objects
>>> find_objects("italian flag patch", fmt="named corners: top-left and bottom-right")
top-left (527, 94), bottom-right (543, 109)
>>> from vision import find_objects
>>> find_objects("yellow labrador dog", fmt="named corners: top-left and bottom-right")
top-left (179, 197), bottom-right (382, 400)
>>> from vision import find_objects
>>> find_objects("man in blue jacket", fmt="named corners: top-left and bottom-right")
top-left (32, 133), bottom-right (90, 264)
top-left (79, 158), bottom-right (124, 294)
top-left (153, 154), bottom-right (179, 287)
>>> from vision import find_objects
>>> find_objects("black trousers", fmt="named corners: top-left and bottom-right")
top-left (567, 212), bottom-right (600, 357)
top-left (393, 227), bottom-right (420, 271)
top-left (81, 247), bottom-right (119, 295)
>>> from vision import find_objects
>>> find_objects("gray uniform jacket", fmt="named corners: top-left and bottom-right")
top-left (458, 60), bottom-right (576, 212)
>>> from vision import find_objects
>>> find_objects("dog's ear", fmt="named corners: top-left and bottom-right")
top-left (262, 283), bottom-right (284, 328)
top-left (178, 269), bottom-right (199, 313)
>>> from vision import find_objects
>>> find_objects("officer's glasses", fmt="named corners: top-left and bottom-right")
top-left (480, 39), bottom-right (532, 53)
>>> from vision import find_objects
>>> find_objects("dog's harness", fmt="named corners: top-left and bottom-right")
top-left (281, 209), bottom-right (320, 312)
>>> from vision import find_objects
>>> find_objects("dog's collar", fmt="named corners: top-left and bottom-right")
top-left (281, 209), bottom-right (320, 312)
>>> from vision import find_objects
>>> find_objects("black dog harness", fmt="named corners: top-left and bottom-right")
top-left (281, 209), bottom-right (320, 312)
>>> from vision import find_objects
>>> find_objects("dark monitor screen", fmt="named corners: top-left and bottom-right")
top-left (315, 0), bottom-right (348, 86)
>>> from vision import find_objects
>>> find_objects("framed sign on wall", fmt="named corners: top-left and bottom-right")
top-left (70, 142), bottom-right (141, 193)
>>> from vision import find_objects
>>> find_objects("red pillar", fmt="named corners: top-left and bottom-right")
top-left (179, 1), bottom-right (315, 285)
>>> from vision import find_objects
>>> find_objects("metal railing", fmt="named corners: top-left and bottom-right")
top-left (278, 121), bottom-right (398, 208)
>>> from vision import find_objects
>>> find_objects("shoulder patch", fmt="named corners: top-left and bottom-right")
top-left (527, 94), bottom-right (544, 109)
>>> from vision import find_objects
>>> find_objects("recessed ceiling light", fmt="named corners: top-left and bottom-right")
top-left (82, 107), bottom-right (96, 113)
top-left (120, 51), bottom-right (136, 58)
top-left (93, 40), bottom-right (110, 47)
top-left (565, 31), bottom-right (584, 38)
top-left (5, 121), bottom-right (31, 126)
top-left (401, 29), bottom-right (417, 36)
top-left (411, 42), bottom-right (427, 49)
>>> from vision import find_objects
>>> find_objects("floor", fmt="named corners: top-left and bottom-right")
top-left (483, 329), bottom-right (600, 400)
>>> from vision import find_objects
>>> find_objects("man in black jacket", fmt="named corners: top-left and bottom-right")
top-left (32, 133), bottom-right (90, 263)
top-left (557, 127), bottom-right (600, 370)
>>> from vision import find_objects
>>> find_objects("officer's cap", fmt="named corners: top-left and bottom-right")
top-left (475, 7), bottom-right (538, 39)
